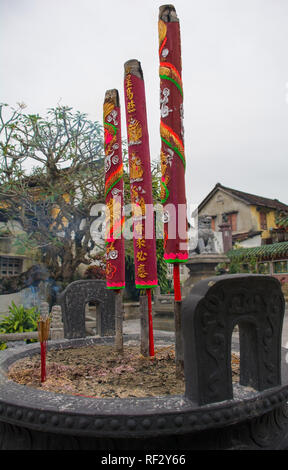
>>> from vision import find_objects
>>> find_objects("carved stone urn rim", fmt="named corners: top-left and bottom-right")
top-left (0, 336), bottom-right (287, 438)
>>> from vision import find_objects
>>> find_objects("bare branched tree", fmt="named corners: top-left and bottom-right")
top-left (0, 103), bottom-right (105, 284)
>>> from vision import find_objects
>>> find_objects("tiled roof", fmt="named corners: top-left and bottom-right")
top-left (232, 230), bottom-right (262, 242)
top-left (198, 183), bottom-right (288, 212)
top-left (227, 241), bottom-right (288, 261)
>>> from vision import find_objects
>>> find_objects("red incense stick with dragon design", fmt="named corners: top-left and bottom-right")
top-left (124, 60), bottom-right (158, 357)
top-left (158, 5), bottom-right (188, 373)
top-left (104, 89), bottom-right (125, 352)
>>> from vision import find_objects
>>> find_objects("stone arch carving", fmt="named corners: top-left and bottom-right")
top-left (182, 274), bottom-right (285, 405)
top-left (58, 280), bottom-right (115, 339)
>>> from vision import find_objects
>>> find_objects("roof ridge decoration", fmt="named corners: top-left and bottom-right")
top-left (227, 241), bottom-right (288, 261)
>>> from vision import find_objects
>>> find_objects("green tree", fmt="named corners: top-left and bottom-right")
top-left (0, 302), bottom-right (39, 349)
top-left (0, 103), bottom-right (168, 294)
top-left (0, 103), bottom-right (104, 284)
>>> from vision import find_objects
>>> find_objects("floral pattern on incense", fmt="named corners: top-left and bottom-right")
top-left (124, 66), bottom-right (158, 289)
top-left (104, 98), bottom-right (125, 289)
top-left (159, 18), bottom-right (188, 263)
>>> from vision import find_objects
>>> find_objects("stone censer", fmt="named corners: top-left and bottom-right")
top-left (0, 274), bottom-right (288, 450)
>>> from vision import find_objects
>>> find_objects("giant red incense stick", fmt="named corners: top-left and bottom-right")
top-left (124, 60), bottom-right (158, 356)
top-left (104, 89), bottom-right (125, 291)
top-left (158, 5), bottom-right (188, 266)
top-left (104, 89), bottom-right (125, 352)
top-left (158, 5), bottom-right (188, 373)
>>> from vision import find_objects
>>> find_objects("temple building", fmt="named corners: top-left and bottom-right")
top-left (198, 183), bottom-right (288, 248)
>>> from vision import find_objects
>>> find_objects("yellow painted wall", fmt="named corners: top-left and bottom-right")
top-left (250, 206), bottom-right (277, 239)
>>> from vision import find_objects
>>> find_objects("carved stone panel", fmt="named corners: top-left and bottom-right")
top-left (58, 280), bottom-right (115, 339)
top-left (182, 274), bottom-right (285, 405)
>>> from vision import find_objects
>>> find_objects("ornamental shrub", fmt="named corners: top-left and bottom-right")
top-left (0, 302), bottom-right (39, 348)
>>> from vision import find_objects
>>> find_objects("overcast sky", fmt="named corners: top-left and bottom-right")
top-left (1, 0), bottom-right (288, 207)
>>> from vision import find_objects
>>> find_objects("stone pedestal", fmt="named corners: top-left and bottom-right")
top-left (184, 253), bottom-right (229, 291)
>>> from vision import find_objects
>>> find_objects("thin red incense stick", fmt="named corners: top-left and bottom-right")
top-left (40, 341), bottom-right (46, 383)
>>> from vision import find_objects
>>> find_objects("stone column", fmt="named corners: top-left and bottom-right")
top-left (218, 222), bottom-right (232, 252)
top-left (50, 305), bottom-right (64, 340)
